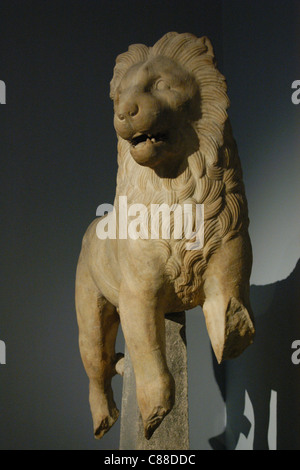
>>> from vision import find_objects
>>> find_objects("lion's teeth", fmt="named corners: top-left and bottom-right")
top-left (151, 137), bottom-right (156, 143)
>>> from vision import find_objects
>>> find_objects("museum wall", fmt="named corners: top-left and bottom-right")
top-left (0, 0), bottom-right (224, 450)
top-left (0, 0), bottom-right (299, 450)
top-left (221, 0), bottom-right (300, 450)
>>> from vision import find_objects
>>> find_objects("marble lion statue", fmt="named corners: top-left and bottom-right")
top-left (75, 32), bottom-right (255, 440)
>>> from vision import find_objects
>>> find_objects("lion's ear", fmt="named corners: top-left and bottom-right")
top-left (200, 36), bottom-right (215, 58)
top-left (110, 67), bottom-right (122, 100)
top-left (110, 78), bottom-right (117, 100)
top-left (110, 43), bottom-right (150, 101)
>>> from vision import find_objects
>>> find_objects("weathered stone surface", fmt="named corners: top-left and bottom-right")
top-left (120, 312), bottom-right (189, 450)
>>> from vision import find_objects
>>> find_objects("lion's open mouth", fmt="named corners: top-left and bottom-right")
top-left (130, 132), bottom-right (168, 148)
top-left (127, 130), bottom-right (176, 167)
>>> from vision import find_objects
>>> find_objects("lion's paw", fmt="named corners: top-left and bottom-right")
top-left (93, 407), bottom-right (119, 440)
top-left (143, 405), bottom-right (171, 440)
top-left (89, 382), bottom-right (119, 439)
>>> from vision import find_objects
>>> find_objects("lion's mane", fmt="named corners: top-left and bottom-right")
top-left (110, 32), bottom-right (249, 304)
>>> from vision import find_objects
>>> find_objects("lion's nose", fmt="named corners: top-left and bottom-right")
top-left (114, 91), bottom-right (162, 141)
top-left (117, 103), bottom-right (139, 121)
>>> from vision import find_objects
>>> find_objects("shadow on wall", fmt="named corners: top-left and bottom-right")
top-left (209, 259), bottom-right (300, 450)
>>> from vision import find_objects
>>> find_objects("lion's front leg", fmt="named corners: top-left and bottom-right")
top-left (202, 233), bottom-right (255, 363)
top-left (119, 282), bottom-right (175, 440)
top-left (75, 256), bottom-right (121, 439)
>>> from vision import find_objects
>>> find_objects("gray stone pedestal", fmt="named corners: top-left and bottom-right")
top-left (119, 311), bottom-right (189, 450)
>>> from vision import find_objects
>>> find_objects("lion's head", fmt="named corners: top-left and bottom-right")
top-left (110, 32), bottom-right (249, 303)
top-left (112, 54), bottom-right (200, 171)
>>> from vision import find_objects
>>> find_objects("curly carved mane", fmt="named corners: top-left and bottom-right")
top-left (110, 32), bottom-right (249, 303)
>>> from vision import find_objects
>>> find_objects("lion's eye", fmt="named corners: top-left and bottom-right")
top-left (155, 79), bottom-right (170, 91)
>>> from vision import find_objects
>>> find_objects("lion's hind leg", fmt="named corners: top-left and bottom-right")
top-left (75, 257), bottom-right (121, 439)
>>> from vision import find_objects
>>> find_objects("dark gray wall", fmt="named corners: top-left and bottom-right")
top-left (0, 0), bottom-right (224, 450)
top-left (221, 0), bottom-right (300, 450)
top-left (0, 0), bottom-right (299, 450)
